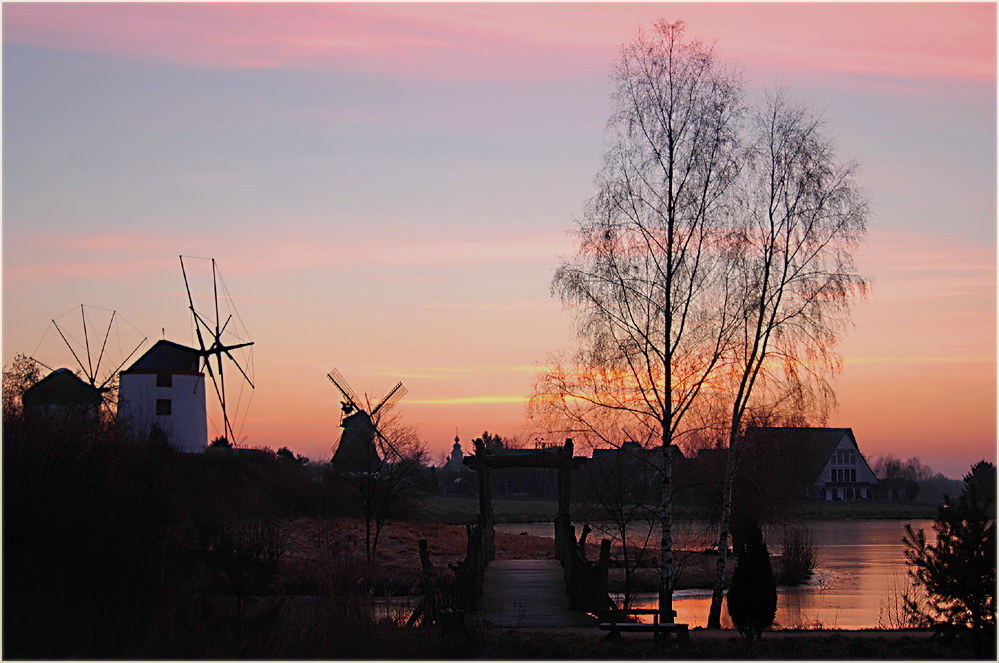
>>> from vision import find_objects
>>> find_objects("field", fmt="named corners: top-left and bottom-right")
top-left (278, 514), bottom-right (734, 596)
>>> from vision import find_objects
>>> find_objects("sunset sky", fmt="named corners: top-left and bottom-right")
top-left (3, 2), bottom-right (995, 478)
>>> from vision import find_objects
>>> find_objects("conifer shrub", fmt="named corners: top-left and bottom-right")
top-left (726, 518), bottom-right (777, 641)
top-left (904, 461), bottom-right (996, 656)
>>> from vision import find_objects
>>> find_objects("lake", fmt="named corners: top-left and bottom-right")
top-left (495, 519), bottom-right (935, 630)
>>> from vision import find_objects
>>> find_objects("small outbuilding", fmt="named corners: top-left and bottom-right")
top-left (22, 368), bottom-right (103, 422)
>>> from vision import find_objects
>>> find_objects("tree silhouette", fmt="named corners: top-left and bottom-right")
top-left (726, 518), bottom-right (776, 641)
top-left (706, 88), bottom-right (868, 628)
top-left (904, 461), bottom-right (996, 655)
top-left (534, 19), bottom-right (742, 624)
top-left (210, 435), bottom-right (232, 448)
top-left (2, 353), bottom-right (41, 421)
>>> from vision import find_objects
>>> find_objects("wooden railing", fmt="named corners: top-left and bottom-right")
top-left (556, 516), bottom-right (612, 613)
top-left (409, 524), bottom-right (487, 629)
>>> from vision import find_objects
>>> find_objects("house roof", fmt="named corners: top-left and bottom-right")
top-left (22, 368), bottom-right (103, 409)
top-left (123, 340), bottom-right (201, 374)
top-left (742, 427), bottom-right (857, 487)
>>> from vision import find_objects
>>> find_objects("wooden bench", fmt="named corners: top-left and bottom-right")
top-left (598, 608), bottom-right (689, 645)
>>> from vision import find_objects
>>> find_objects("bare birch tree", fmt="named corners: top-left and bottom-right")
top-left (705, 89), bottom-right (869, 628)
top-left (535, 21), bottom-right (742, 622)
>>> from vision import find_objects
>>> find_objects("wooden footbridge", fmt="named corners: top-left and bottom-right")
top-left (412, 439), bottom-right (687, 642)
top-left (477, 559), bottom-right (596, 627)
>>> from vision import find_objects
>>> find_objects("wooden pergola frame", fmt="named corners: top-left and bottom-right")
top-left (463, 438), bottom-right (587, 561)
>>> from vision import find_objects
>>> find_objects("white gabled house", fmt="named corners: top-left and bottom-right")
top-left (742, 427), bottom-right (880, 502)
top-left (118, 340), bottom-right (207, 453)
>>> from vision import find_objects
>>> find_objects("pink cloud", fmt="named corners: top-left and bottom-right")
top-left (3, 3), bottom-right (993, 83)
top-left (376, 235), bottom-right (573, 266)
top-left (1, 226), bottom-right (574, 285)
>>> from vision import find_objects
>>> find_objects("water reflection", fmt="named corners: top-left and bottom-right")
top-left (497, 519), bottom-right (934, 629)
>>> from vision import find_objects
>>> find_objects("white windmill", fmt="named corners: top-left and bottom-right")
top-left (118, 256), bottom-right (255, 451)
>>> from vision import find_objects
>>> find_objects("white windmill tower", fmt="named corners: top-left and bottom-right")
top-left (327, 368), bottom-right (407, 472)
top-left (118, 256), bottom-right (255, 451)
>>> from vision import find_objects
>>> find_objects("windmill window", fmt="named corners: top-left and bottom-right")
top-left (156, 373), bottom-right (172, 387)
top-left (156, 399), bottom-right (172, 416)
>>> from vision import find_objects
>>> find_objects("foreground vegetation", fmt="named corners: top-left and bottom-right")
top-left (4, 414), bottom-right (992, 659)
top-left (2, 384), bottom-right (989, 660)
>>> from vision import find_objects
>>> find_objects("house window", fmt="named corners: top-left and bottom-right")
top-left (156, 399), bottom-right (172, 416)
top-left (850, 469), bottom-right (857, 482)
top-left (156, 373), bottom-right (172, 387)
top-left (833, 449), bottom-right (858, 465)
top-left (834, 449), bottom-right (857, 465)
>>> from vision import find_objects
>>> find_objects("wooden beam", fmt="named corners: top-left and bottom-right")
top-left (463, 453), bottom-right (587, 470)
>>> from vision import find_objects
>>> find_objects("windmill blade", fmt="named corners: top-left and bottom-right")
top-left (373, 425), bottom-right (403, 460)
top-left (212, 350), bottom-right (234, 443)
top-left (51, 319), bottom-right (92, 383)
top-left (81, 305), bottom-right (94, 382)
top-left (327, 369), bottom-right (361, 410)
top-left (222, 347), bottom-right (255, 389)
top-left (180, 256), bottom-right (210, 356)
top-left (371, 382), bottom-right (408, 417)
top-left (92, 308), bottom-right (116, 384)
top-left (28, 355), bottom-right (56, 374)
top-left (98, 336), bottom-right (148, 390)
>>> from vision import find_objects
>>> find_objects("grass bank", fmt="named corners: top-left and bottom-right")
top-left (471, 626), bottom-right (979, 660)
top-left (790, 501), bottom-right (937, 520)
top-left (415, 496), bottom-right (561, 524)
top-left (415, 495), bottom-right (939, 525)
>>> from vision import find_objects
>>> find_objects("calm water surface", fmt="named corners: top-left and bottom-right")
top-left (495, 519), bottom-right (934, 629)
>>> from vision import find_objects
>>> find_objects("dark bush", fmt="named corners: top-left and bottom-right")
top-left (778, 523), bottom-right (816, 585)
top-left (3, 416), bottom-right (174, 658)
top-left (2, 413), bottom-right (329, 658)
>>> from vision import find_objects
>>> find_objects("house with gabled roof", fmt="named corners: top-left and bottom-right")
top-left (741, 427), bottom-right (879, 501)
top-left (118, 340), bottom-right (208, 453)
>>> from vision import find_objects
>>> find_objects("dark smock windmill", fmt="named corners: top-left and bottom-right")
top-left (327, 368), bottom-right (407, 472)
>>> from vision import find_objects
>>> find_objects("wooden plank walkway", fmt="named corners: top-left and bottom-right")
top-left (475, 559), bottom-right (598, 628)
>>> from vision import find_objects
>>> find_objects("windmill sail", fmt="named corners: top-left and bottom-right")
top-left (30, 304), bottom-right (147, 413)
top-left (180, 256), bottom-right (255, 445)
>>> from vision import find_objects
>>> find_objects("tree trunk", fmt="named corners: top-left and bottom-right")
top-left (707, 441), bottom-right (738, 628)
top-left (659, 440), bottom-right (673, 623)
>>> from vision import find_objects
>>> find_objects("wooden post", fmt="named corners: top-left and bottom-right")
top-left (419, 538), bottom-right (433, 574)
top-left (579, 523), bottom-right (592, 560)
top-left (598, 538), bottom-right (611, 602)
top-left (474, 439), bottom-right (495, 561)
top-left (556, 438), bottom-right (574, 562)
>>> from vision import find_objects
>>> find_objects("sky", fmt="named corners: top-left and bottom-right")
top-left (2, 2), bottom-right (995, 478)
